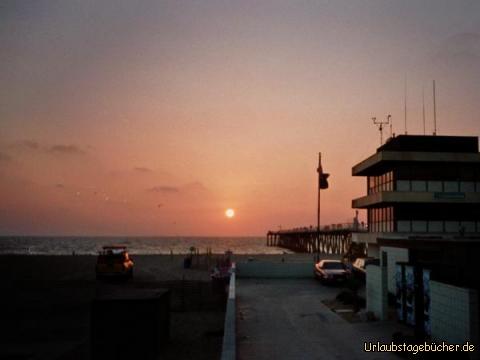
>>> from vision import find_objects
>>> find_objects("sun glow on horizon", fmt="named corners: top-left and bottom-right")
top-left (225, 208), bottom-right (235, 218)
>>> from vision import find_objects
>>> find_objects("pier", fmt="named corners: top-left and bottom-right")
top-left (266, 223), bottom-right (367, 255)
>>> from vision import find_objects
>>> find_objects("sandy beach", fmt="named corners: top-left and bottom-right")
top-left (0, 253), bottom-right (317, 360)
top-left (0, 254), bottom-right (228, 360)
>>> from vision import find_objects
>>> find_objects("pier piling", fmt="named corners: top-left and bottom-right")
top-left (267, 224), bottom-right (365, 255)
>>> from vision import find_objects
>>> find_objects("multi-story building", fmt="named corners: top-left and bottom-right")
top-left (351, 135), bottom-right (480, 350)
top-left (352, 135), bottom-right (480, 257)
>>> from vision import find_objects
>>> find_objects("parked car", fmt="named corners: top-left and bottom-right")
top-left (314, 260), bottom-right (350, 283)
top-left (96, 245), bottom-right (134, 280)
top-left (352, 257), bottom-right (379, 279)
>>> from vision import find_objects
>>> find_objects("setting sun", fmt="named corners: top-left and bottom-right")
top-left (225, 209), bottom-right (235, 218)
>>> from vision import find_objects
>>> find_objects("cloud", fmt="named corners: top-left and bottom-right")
top-left (10, 140), bottom-right (41, 151)
top-left (10, 140), bottom-right (86, 156)
top-left (147, 185), bottom-right (179, 193)
top-left (21, 140), bottom-right (40, 150)
top-left (134, 166), bottom-right (153, 173)
top-left (48, 144), bottom-right (85, 155)
top-left (182, 181), bottom-right (209, 192)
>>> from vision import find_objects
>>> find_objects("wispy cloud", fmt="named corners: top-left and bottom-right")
top-left (10, 140), bottom-right (86, 156)
top-left (48, 144), bottom-right (85, 155)
top-left (182, 181), bottom-right (209, 192)
top-left (147, 181), bottom-right (210, 195)
top-left (147, 185), bottom-right (179, 193)
top-left (134, 166), bottom-right (153, 173)
top-left (21, 140), bottom-right (40, 150)
top-left (11, 140), bottom-right (41, 151)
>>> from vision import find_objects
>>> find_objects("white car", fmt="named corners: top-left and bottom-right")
top-left (314, 260), bottom-right (350, 283)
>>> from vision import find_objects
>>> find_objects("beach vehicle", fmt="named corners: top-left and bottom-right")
top-left (314, 260), bottom-right (350, 283)
top-left (96, 245), bottom-right (134, 280)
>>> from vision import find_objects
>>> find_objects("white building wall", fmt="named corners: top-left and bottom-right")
top-left (236, 262), bottom-right (314, 278)
top-left (380, 246), bottom-right (409, 294)
top-left (366, 264), bottom-right (388, 320)
top-left (430, 281), bottom-right (479, 354)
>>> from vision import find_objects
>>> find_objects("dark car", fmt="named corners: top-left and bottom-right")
top-left (352, 257), bottom-right (379, 280)
top-left (96, 245), bottom-right (134, 280)
top-left (314, 260), bottom-right (350, 283)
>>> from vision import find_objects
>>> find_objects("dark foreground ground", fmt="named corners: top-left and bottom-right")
top-left (0, 255), bottom-right (227, 360)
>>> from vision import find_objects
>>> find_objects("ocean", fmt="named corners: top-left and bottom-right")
top-left (0, 236), bottom-right (287, 255)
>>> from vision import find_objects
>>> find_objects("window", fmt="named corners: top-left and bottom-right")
top-left (460, 221), bottom-right (476, 233)
top-left (428, 221), bottom-right (443, 233)
top-left (460, 181), bottom-right (475, 193)
top-left (444, 181), bottom-right (459, 192)
top-left (397, 220), bottom-right (411, 232)
top-left (396, 180), bottom-right (410, 192)
top-left (368, 206), bottom-right (394, 233)
top-left (412, 220), bottom-right (427, 232)
top-left (411, 180), bottom-right (427, 192)
top-left (445, 221), bottom-right (459, 233)
top-left (368, 171), bottom-right (394, 194)
top-left (427, 181), bottom-right (442, 192)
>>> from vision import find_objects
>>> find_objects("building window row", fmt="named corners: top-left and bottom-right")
top-left (396, 220), bottom-right (480, 233)
top-left (368, 171), bottom-right (394, 194)
top-left (396, 180), bottom-right (480, 193)
top-left (368, 206), bottom-right (394, 232)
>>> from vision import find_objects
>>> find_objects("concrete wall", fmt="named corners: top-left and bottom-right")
top-left (366, 264), bottom-right (388, 320)
top-left (221, 266), bottom-right (236, 360)
top-left (380, 246), bottom-right (409, 294)
top-left (430, 281), bottom-right (479, 352)
top-left (236, 261), bottom-right (313, 278)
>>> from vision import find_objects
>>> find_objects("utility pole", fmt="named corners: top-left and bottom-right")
top-left (317, 153), bottom-right (329, 231)
top-left (317, 152), bottom-right (321, 232)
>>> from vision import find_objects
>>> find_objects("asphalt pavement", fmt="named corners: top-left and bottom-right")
top-left (236, 279), bottom-right (404, 360)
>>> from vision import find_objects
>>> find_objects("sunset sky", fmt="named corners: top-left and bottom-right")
top-left (1, 0), bottom-right (479, 236)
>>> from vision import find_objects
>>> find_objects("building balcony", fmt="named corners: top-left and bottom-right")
top-left (352, 191), bottom-right (480, 208)
top-left (352, 150), bottom-right (480, 176)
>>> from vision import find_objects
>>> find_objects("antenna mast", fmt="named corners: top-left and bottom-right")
top-left (372, 115), bottom-right (391, 145)
top-left (422, 86), bottom-right (426, 135)
top-left (389, 114), bottom-right (394, 138)
top-left (433, 80), bottom-right (437, 135)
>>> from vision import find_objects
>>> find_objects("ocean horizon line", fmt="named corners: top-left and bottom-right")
top-left (0, 234), bottom-right (267, 239)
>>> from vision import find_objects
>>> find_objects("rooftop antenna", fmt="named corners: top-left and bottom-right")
top-left (422, 86), bottom-right (426, 135)
top-left (372, 115), bottom-right (390, 145)
top-left (433, 80), bottom-right (437, 135)
top-left (388, 114), bottom-right (393, 138)
top-left (404, 75), bottom-right (408, 134)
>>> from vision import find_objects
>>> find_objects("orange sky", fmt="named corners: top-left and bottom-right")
top-left (1, 1), bottom-right (479, 235)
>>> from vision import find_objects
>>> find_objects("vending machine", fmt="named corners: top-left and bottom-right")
top-left (395, 263), bottom-right (431, 338)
